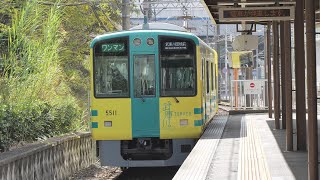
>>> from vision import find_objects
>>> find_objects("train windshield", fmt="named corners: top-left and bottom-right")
top-left (93, 37), bottom-right (129, 98)
top-left (159, 36), bottom-right (196, 97)
top-left (133, 55), bottom-right (156, 98)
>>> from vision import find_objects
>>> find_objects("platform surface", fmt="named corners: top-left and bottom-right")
top-left (173, 112), bottom-right (320, 180)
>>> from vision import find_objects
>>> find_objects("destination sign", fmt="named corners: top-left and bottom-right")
top-left (163, 41), bottom-right (188, 50)
top-left (219, 7), bottom-right (295, 22)
top-left (101, 43), bottom-right (125, 53)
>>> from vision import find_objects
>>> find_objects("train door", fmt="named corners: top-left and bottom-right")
top-left (131, 54), bottom-right (160, 137)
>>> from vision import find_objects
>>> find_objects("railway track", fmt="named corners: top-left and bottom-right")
top-left (115, 166), bottom-right (179, 180)
top-left (70, 162), bottom-right (179, 180)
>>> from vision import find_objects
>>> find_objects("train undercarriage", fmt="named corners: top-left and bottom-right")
top-left (98, 138), bottom-right (196, 167)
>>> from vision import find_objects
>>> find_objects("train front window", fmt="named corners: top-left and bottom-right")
top-left (133, 55), bottom-right (156, 97)
top-left (159, 36), bottom-right (196, 97)
top-left (93, 37), bottom-right (129, 98)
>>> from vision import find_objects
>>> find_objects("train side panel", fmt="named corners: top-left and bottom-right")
top-left (199, 40), bottom-right (219, 127)
top-left (213, 49), bottom-right (219, 113)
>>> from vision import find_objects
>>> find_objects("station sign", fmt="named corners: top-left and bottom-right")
top-left (244, 80), bottom-right (262, 94)
top-left (219, 6), bottom-right (295, 22)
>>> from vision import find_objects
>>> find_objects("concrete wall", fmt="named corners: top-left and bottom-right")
top-left (0, 132), bottom-right (95, 180)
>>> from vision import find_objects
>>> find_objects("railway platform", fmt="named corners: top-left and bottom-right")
top-left (173, 109), bottom-right (316, 180)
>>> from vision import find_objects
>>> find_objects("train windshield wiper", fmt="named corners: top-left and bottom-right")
top-left (173, 97), bottom-right (179, 103)
top-left (140, 96), bottom-right (145, 102)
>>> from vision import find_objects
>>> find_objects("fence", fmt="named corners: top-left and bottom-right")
top-left (230, 79), bottom-right (268, 110)
top-left (227, 78), bottom-right (320, 111)
top-left (0, 132), bottom-right (95, 180)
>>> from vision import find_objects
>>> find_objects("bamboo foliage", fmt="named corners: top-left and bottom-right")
top-left (0, 0), bottom-right (81, 152)
top-left (0, 0), bottom-right (125, 152)
top-left (5, 0), bottom-right (62, 101)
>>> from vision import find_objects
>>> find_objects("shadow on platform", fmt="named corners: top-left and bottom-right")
top-left (265, 119), bottom-right (308, 180)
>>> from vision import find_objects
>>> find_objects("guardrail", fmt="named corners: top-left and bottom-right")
top-left (0, 132), bottom-right (95, 180)
top-left (223, 78), bottom-right (320, 112)
top-left (230, 79), bottom-right (268, 110)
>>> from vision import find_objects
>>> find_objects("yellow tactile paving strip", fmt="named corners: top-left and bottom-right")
top-left (237, 116), bottom-right (272, 180)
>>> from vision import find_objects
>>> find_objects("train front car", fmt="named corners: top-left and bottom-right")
top-left (90, 28), bottom-right (217, 167)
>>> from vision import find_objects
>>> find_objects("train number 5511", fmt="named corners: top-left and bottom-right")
top-left (106, 110), bottom-right (117, 116)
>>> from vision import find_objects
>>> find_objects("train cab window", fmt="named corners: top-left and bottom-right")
top-left (133, 55), bottom-right (156, 97)
top-left (93, 37), bottom-right (129, 98)
top-left (159, 36), bottom-right (196, 97)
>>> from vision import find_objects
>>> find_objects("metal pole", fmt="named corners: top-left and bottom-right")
top-left (246, 67), bottom-right (253, 107)
top-left (216, 25), bottom-right (221, 102)
top-left (280, 21), bottom-right (286, 129)
top-left (267, 22), bottom-right (272, 118)
top-left (225, 26), bottom-right (228, 101)
top-left (284, 21), bottom-right (292, 151)
top-left (305, 0), bottom-right (318, 178)
top-left (231, 79), bottom-right (234, 109)
top-left (264, 26), bottom-right (269, 107)
top-left (122, 0), bottom-right (130, 30)
top-left (295, 0), bottom-right (307, 151)
top-left (234, 68), bottom-right (238, 109)
top-left (273, 21), bottom-right (280, 129)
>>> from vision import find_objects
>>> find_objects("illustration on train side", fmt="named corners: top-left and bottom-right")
top-left (90, 23), bottom-right (219, 167)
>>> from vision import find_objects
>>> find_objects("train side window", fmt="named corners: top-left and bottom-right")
top-left (211, 63), bottom-right (214, 91)
top-left (206, 61), bottom-right (209, 94)
top-left (93, 37), bottom-right (129, 98)
top-left (202, 58), bottom-right (204, 81)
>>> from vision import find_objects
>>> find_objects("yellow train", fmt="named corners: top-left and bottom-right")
top-left (90, 23), bottom-right (219, 167)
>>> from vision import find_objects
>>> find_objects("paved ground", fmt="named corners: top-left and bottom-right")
top-left (175, 112), bottom-right (318, 180)
top-left (261, 116), bottom-right (307, 180)
top-left (206, 115), bottom-right (240, 180)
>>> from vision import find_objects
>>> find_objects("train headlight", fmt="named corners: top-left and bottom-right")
top-left (104, 121), bottom-right (112, 127)
top-left (180, 119), bottom-right (188, 126)
top-left (133, 38), bottom-right (141, 46)
top-left (147, 38), bottom-right (154, 46)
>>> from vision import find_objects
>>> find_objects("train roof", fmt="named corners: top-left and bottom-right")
top-left (90, 31), bottom-right (199, 48)
top-left (90, 23), bottom-right (215, 52)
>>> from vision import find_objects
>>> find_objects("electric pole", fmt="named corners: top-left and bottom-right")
top-left (122, 0), bottom-right (130, 30)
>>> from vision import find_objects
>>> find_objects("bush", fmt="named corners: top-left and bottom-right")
top-left (0, 100), bottom-right (81, 152)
